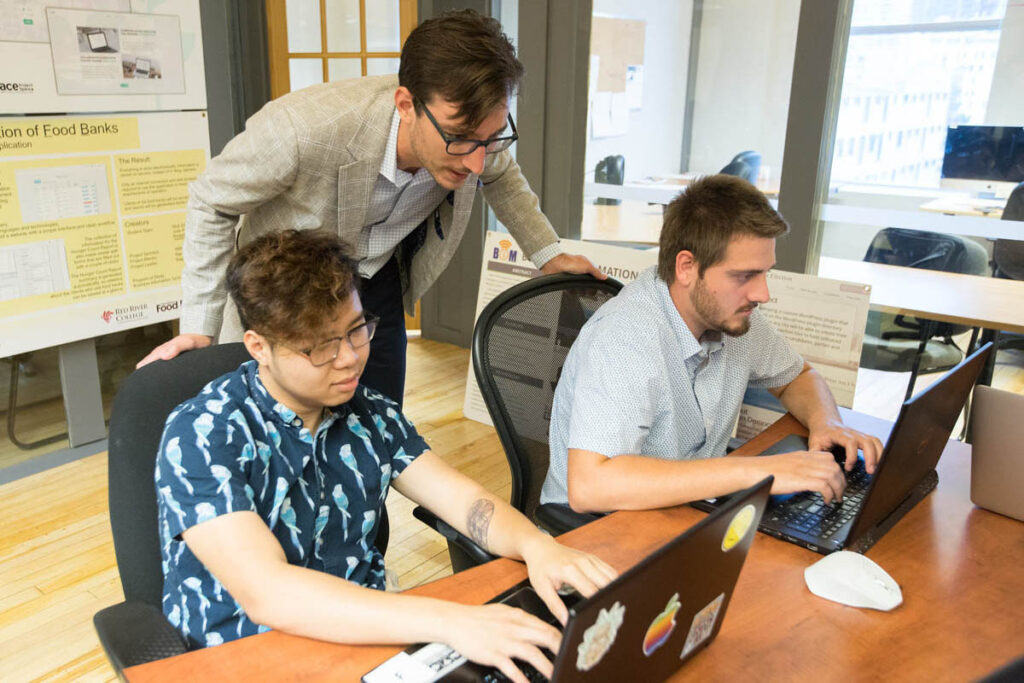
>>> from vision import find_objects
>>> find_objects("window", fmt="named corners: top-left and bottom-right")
top-left (265, 0), bottom-right (416, 98)
top-left (830, 0), bottom-right (1010, 188)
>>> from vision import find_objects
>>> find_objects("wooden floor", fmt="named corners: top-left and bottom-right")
top-left (1, 338), bottom-right (1022, 682)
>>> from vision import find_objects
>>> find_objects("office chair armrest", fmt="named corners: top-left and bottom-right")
top-left (93, 600), bottom-right (187, 675)
top-left (535, 503), bottom-right (602, 536)
top-left (412, 505), bottom-right (496, 572)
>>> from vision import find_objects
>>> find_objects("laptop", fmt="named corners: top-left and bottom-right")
top-left (969, 384), bottom-right (1024, 522)
top-left (694, 343), bottom-right (992, 555)
top-left (363, 476), bottom-right (773, 683)
top-left (86, 29), bottom-right (116, 53)
top-left (134, 58), bottom-right (150, 78)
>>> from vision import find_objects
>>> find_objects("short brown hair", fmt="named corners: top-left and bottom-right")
top-left (227, 230), bottom-right (358, 344)
top-left (657, 174), bottom-right (789, 283)
top-left (399, 9), bottom-right (524, 130)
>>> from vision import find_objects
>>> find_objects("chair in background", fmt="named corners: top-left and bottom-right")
top-left (594, 154), bottom-right (625, 205)
top-left (988, 181), bottom-right (1024, 359)
top-left (719, 150), bottom-right (762, 185)
top-left (858, 227), bottom-right (990, 400)
top-left (414, 274), bottom-right (624, 573)
top-left (93, 343), bottom-right (391, 675)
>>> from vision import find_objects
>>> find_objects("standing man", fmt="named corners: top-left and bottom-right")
top-left (139, 10), bottom-right (602, 405)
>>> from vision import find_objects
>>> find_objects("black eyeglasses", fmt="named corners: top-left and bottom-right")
top-left (287, 315), bottom-right (379, 367)
top-left (419, 102), bottom-right (518, 156)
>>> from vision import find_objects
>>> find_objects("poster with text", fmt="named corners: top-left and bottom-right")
top-left (0, 111), bottom-right (209, 357)
top-left (735, 271), bottom-right (871, 441)
top-left (0, 0), bottom-right (204, 113)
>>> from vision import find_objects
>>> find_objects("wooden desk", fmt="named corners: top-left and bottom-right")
top-left (819, 256), bottom-right (1024, 335)
top-left (920, 196), bottom-right (1006, 219)
top-left (580, 200), bottom-right (662, 245)
top-left (126, 411), bottom-right (1024, 682)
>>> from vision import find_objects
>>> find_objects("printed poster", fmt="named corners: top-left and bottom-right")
top-left (0, 111), bottom-right (210, 357)
top-left (0, 0), bottom-right (204, 113)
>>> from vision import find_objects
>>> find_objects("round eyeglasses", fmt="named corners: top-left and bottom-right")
top-left (293, 315), bottom-right (379, 367)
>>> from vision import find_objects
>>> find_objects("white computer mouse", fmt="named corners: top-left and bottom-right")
top-left (803, 550), bottom-right (903, 611)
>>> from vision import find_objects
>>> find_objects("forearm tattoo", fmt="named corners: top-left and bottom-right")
top-left (467, 498), bottom-right (495, 550)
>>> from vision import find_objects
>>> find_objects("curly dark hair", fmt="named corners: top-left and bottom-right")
top-left (226, 229), bottom-right (359, 345)
top-left (658, 174), bottom-right (789, 283)
top-left (399, 9), bottom-right (524, 130)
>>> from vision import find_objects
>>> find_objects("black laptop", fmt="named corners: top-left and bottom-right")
top-left (363, 476), bottom-right (773, 683)
top-left (694, 343), bottom-right (992, 555)
top-left (86, 29), bottom-right (117, 53)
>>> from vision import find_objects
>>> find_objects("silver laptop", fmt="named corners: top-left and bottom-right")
top-left (969, 385), bottom-right (1024, 522)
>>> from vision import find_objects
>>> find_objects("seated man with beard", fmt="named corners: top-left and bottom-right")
top-left (540, 174), bottom-right (883, 513)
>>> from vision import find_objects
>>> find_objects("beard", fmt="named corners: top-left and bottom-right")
top-left (691, 277), bottom-right (755, 337)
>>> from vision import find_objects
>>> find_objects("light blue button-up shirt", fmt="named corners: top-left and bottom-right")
top-left (541, 266), bottom-right (803, 505)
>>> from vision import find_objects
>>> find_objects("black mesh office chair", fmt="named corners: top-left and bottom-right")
top-left (414, 274), bottom-right (624, 573)
top-left (859, 227), bottom-right (989, 399)
top-left (719, 150), bottom-right (762, 184)
top-left (593, 154), bottom-right (625, 206)
top-left (93, 343), bottom-right (390, 675)
top-left (991, 182), bottom-right (1024, 354)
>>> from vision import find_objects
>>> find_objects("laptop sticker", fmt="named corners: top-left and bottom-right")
top-left (576, 601), bottom-right (626, 671)
top-left (642, 593), bottom-right (681, 656)
top-left (680, 593), bottom-right (724, 659)
top-left (722, 504), bottom-right (756, 551)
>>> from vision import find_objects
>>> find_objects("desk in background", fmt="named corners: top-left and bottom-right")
top-left (818, 256), bottom-right (1024, 335)
top-left (920, 195), bottom-right (1006, 219)
top-left (124, 410), bottom-right (1024, 682)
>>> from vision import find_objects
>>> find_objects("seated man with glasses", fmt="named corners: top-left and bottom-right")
top-left (156, 229), bottom-right (615, 682)
top-left (139, 9), bottom-right (604, 410)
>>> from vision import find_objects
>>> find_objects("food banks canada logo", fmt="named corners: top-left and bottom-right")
top-left (101, 310), bottom-right (114, 323)
top-left (493, 239), bottom-right (518, 263)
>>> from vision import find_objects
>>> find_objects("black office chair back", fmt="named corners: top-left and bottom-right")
top-left (719, 150), bottom-right (762, 184)
top-left (863, 227), bottom-right (988, 338)
top-left (472, 274), bottom-right (623, 520)
top-left (107, 343), bottom-right (254, 606)
top-left (994, 182), bottom-right (1024, 280)
top-left (594, 154), bottom-right (625, 206)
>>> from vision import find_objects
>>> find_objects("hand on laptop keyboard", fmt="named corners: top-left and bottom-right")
top-left (807, 422), bottom-right (885, 474)
top-left (756, 450), bottom-right (847, 504)
top-left (443, 602), bottom-right (561, 683)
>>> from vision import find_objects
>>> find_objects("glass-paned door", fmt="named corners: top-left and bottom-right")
top-left (266, 0), bottom-right (417, 98)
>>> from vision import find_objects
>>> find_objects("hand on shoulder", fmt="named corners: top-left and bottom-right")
top-left (137, 333), bottom-right (214, 369)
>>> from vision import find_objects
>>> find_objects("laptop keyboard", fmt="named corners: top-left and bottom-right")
top-left (766, 458), bottom-right (872, 539)
top-left (482, 658), bottom-right (550, 683)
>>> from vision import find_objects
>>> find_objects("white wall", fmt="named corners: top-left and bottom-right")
top-left (585, 1), bottom-right (692, 181)
top-left (687, 0), bottom-right (799, 179)
top-left (985, 2), bottom-right (1024, 125)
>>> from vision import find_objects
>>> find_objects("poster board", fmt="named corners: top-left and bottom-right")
top-left (0, 111), bottom-right (210, 358)
top-left (735, 272), bottom-right (871, 440)
top-left (463, 233), bottom-right (871, 448)
top-left (0, 0), bottom-right (204, 113)
top-left (589, 16), bottom-right (645, 92)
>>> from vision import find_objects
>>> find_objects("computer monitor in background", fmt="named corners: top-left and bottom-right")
top-left (940, 125), bottom-right (1024, 198)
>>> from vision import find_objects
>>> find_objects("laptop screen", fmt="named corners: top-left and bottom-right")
top-left (87, 31), bottom-right (107, 50)
top-left (848, 344), bottom-right (990, 542)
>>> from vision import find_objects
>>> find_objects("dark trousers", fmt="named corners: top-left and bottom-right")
top-left (358, 257), bottom-right (407, 407)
